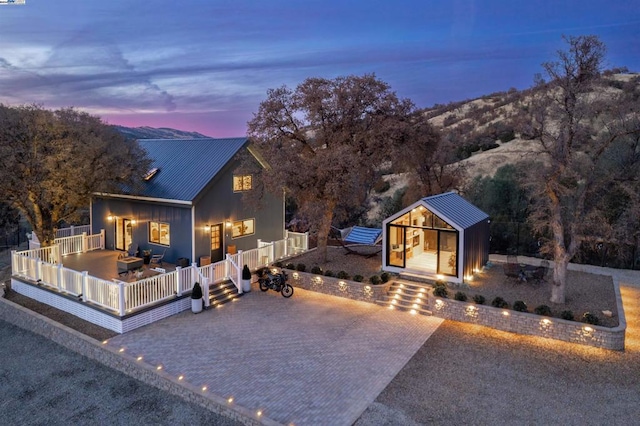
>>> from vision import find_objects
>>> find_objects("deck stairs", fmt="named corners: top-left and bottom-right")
top-left (208, 280), bottom-right (242, 308)
top-left (376, 280), bottom-right (433, 316)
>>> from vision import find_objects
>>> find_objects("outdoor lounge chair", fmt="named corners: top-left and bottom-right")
top-left (333, 226), bottom-right (383, 258)
top-left (150, 249), bottom-right (166, 266)
top-left (126, 243), bottom-right (139, 258)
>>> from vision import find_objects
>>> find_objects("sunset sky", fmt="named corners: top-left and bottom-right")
top-left (1, 1), bottom-right (639, 137)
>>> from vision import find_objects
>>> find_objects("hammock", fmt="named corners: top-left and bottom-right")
top-left (333, 226), bottom-right (383, 258)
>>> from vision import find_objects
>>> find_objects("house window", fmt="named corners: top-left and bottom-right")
top-left (233, 175), bottom-right (252, 192)
top-left (211, 226), bottom-right (221, 250)
top-left (232, 218), bottom-right (254, 238)
top-left (149, 221), bottom-right (170, 246)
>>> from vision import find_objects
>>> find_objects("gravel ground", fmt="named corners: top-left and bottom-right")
top-left (0, 319), bottom-right (242, 426)
top-left (355, 285), bottom-right (640, 425)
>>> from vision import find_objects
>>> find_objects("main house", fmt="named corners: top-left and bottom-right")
top-left (382, 192), bottom-right (490, 284)
top-left (91, 138), bottom-right (285, 266)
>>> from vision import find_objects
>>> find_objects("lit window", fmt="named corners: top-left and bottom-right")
top-left (233, 175), bottom-right (252, 192)
top-left (149, 221), bottom-right (170, 246)
top-left (232, 219), bottom-right (254, 238)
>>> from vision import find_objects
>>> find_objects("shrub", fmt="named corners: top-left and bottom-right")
top-left (296, 263), bottom-right (306, 272)
top-left (534, 305), bottom-right (552, 316)
top-left (373, 178), bottom-right (391, 193)
top-left (491, 297), bottom-right (508, 308)
top-left (353, 274), bottom-right (364, 282)
top-left (369, 275), bottom-right (381, 285)
top-left (560, 310), bottom-right (575, 321)
top-left (380, 272), bottom-right (391, 283)
top-left (336, 270), bottom-right (350, 279)
top-left (454, 291), bottom-right (467, 301)
top-left (513, 300), bottom-right (528, 312)
top-left (285, 263), bottom-right (295, 270)
top-left (582, 312), bottom-right (600, 325)
top-left (472, 294), bottom-right (486, 305)
top-left (432, 283), bottom-right (448, 298)
top-left (310, 266), bottom-right (323, 275)
top-left (324, 270), bottom-right (334, 277)
top-left (274, 261), bottom-right (283, 268)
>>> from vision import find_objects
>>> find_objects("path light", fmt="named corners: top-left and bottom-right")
top-left (502, 311), bottom-right (510, 316)
top-left (156, 365), bottom-right (162, 371)
top-left (202, 386), bottom-right (207, 392)
top-left (227, 397), bottom-right (234, 404)
top-left (257, 410), bottom-right (263, 417)
top-left (178, 375), bottom-right (184, 381)
top-left (118, 347), bottom-right (125, 353)
top-left (136, 356), bottom-right (143, 361)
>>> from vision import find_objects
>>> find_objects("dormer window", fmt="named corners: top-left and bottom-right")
top-left (143, 167), bottom-right (159, 181)
top-left (233, 174), bottom-right (252, 192)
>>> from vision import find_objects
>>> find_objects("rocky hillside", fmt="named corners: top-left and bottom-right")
top-left (112, 125), bottom-right (210, 140)
top-left (423, 71), bottom-right (640, 181)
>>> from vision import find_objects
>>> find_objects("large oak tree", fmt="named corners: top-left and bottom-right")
top-left (246, 74), bottom-right (437, 261)
top-left (524, 36), bottom-right (640, 303)
top-left (0, 105), bottom-right (150, 246)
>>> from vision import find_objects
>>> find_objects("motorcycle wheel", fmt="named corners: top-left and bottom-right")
top-left (259, 279), bottom-right (269, 292)
top-left (281, 284), bottom-right (294, 298)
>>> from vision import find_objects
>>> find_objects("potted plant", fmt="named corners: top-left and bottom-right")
top-left (142, 249), bottom-right (152, 264)
top-left (191, 282), bottom-right (203, 313)
top-left (242, 264), bottom-right (252, 293)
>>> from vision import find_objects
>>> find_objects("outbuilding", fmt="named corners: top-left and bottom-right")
top-left (382, 192), bottom-right (490, 284)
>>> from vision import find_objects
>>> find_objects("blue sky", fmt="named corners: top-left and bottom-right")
top-left (1, 0), bottom-right (639, 136)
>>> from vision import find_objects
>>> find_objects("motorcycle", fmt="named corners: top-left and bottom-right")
top-left (258, 268), bottom-right (294, 298)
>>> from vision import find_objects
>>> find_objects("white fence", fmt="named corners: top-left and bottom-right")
top-left (12, 231), bottom-right (309, 317)
top-left (55, 225), bottom-right (92, 239)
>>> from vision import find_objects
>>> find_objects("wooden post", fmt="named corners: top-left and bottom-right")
top-left (82, 271), bottom-right (88, 302)
top-left (118, 281), bottom-right (126, 316)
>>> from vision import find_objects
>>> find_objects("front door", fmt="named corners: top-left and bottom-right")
top-left (210, 223), bottom-right (224, 262)
top-left (115, 218), bottom-right (133, 251)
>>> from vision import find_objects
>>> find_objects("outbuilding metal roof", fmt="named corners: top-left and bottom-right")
top-left (344, 226), bottom-right (383, 245)
top-left (422, 192), bottom-right (489, 229)
top-left (130, 138), bottom-right (247, 202)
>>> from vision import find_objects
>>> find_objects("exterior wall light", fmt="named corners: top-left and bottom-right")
top-left (107, 215), bottom-right (114, 221)
top-left (204, 224), bottom-right (211, 232)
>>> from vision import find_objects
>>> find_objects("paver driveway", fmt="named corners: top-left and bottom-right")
top-left (106, 286), bottom-right (443, 425)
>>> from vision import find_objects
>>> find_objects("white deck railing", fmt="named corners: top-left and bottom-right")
top-left (55, 225), bottom-right (92, 239)
top-left (11, 231), bottom-right (309, 316)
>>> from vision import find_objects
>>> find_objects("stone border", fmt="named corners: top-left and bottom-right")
top-left (426, 277), bottom-right (626, 351)
top-left (0, 296), bottom-right (280, 426)
top-left (286, 269), bottom-right (392, 303)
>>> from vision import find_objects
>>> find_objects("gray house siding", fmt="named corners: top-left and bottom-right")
top-left (461, 220), bottom-right (490, 279)
top-left (192, 159), bottom-right (284, 262)
top-left (92, 197), bottom-right (193, 264)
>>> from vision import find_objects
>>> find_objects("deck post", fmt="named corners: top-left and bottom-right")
top-left (271, 242), bottom-right (276, 263)
top-left (284, 231), bottom-right (289, 258)
top-left (81, 271), bottom-right (88, 302)
top-left (57, 263), bottom-right (63, 292)
top-left (118, 281), bottom-right (126, 316)
top-left (100, 229), bottom-right (105, 249)
top-left (35, 259), bottom-right (41, 282)
top-left (176, 266), bottom-right (182, 296)
top-left (82, 232), bottom-right (88, 253)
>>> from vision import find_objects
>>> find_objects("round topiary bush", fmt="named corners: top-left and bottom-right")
top-left (534, 305), bottom-right (552, 316)
top-left (582, 312), bottom-right (600, 325)
top-left (353, 274), bottom-right (364, 282)
top-left (336, 270), bottom-right (350, 279)
top-left (513, 300), bottom-right (528, 312)
top-left (561, 310), bottom-right (574, 321)
top-left (454, 291), bottom-right (468, 301)
top-left (472, 294), bottom-right (486, 305)
top-left (285, 263), bottom-right (295, 270)
top-left (296, 263), bottom-right (306, 272)
top-left (274, 261), bottom-right (283, 268)
top-left (369, 275), bottom-right (381, 285)
top-left (491, 297), bottom-right (509, 309)
top-left (310, 266), bottom-right (323, 275)
top-left (380, 272), bottom-right (391, 283)
top-left (433, 283), bottom-right (448, 298)
top-left (324, 270), bottom-right (334, 277)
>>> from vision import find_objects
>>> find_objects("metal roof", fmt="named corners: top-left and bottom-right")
top-left (130, 138), bottom-right (248, 202)
top-left (422, 192), bottom-right (489, 230)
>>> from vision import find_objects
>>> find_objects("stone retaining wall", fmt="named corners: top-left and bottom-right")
top-left (427, 279), bottom-right (627, 351)
top-left (287, 269), bottom-right (392, 303)
top-left (0, 296), bottom-right (279, 426)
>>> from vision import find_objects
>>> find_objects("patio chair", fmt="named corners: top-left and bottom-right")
top-left (531, 266), bottom-right (547, 284)
top-left (332, 226), bottom-right (383, 258)
top-left (503, 262), bottom-right (522, 283)
top-left (150, 249), bottom-right (166, 266)
top-left (126, 243), bottom-right (139, 258)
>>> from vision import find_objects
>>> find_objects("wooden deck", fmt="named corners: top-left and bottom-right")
top-left (59, 250), bottom-right (175, 281)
